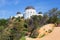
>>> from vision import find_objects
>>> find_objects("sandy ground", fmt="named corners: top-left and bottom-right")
top-left (26, 27), bottom-right (60, 40)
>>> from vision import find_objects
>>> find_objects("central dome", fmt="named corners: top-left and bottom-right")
top-left (25, 6), bottom-right (35, 10)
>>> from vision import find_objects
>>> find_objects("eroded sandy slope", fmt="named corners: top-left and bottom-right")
top-left (26, 27), bottom-right (60, 40)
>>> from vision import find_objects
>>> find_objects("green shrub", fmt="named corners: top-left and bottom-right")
top-left (20, 36), bottom-right (26, 40)
top-left (30, 30), bottom-right (39, 38)
top-left (48, 29), bottom-right (52, 33)
top-left (40, 34), bottom-right (45, 38)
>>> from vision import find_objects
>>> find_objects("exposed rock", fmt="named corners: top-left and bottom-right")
top-left (37, 24), bottom-right (56, 38)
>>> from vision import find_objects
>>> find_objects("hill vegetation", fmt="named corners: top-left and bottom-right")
top-left (0, 8), bottom-right (60, 40)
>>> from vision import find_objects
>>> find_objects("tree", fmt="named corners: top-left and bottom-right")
top-left (47, 8), bottom-right (58, 23)
top-left (0, 19), bottom-right (8, 26)
top-left (25, 15), bottom-right (43, 37)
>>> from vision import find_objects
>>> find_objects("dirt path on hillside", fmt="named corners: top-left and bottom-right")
top-left (26, 27), bottom-right (60, 40)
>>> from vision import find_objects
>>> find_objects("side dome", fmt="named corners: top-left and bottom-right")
top-left (25, 6), bottom-right (35, 10)
top-left (16, 12), bottom-right (21, 14)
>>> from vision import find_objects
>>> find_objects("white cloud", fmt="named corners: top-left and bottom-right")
top-left (0, 0), bottom-right (19, 7)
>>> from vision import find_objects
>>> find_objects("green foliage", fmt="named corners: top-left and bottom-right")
top-left (11, 16), bottom-right (15, 20)
top-left (47, 8), bottom-right (60, 24)
top-left (30, 30), bottom-right (39, 38)
top-left (0, 26), bottom-right (5, 32)
top-left (20, 36), bottom-right (26, 40)
top-left (40, 34), bottom-right (45, 38)
top-left (48, 29), bottom-right (52, 33)
top-left (0, 8), bottom-right (60, 40)
top-left (0, 19), bottom-right (8, 26)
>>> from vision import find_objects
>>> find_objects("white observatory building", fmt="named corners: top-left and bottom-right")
top-left (11, 6), bottom-right (43, 19)
top-left (15, 12), bottom-right (23, 18)
top-left (24, 6), bottom-right (37, 19)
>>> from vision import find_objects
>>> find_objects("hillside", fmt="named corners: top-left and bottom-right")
top-left (26, 27), bottom-right (60, 40)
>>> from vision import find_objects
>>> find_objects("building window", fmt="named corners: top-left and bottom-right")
top-left (31, 12), bottom-right (32, 13)
top-left (33, 12), bottom-right (34, 13)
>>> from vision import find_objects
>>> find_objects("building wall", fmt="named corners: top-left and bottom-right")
top-left (12, 8), bottom-right (43, 19)
top-left (15, 14), bottom-right (23, 18)
top-left (24, 9), bottom-right (37, 19)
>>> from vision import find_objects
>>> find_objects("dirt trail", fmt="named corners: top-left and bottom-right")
top-left (26, 27), bottom-right (60, 40)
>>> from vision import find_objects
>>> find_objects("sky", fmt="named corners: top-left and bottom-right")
top-left (0, 0), bottom-right (60, 18)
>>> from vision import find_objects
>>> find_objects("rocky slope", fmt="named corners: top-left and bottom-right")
top-left (26, 24), bottom-right (60, 40)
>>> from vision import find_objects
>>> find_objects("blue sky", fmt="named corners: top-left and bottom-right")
top-left (0, 0), bottom-right (60, 18)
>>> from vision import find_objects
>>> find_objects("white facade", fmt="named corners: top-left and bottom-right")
top-left (11, 6), bottom-right (43, 19)
top-left (36, 14), bottom-right (43, 16)
top-left (24, 9), bottom-right (37, 19)
top-left (15, 13), bottom-right (23, 18)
